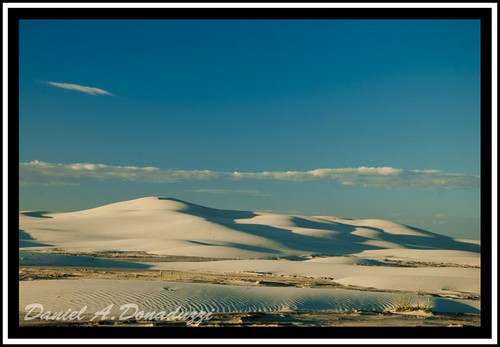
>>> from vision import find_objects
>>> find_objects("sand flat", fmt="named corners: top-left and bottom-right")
top-left (145, 259), bottom-right (479, 296)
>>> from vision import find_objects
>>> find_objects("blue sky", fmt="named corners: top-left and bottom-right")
top-left (19, 19), bottom-right (481, 239)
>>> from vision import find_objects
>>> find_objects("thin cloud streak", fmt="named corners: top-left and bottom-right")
top-left (19, 160), bottom-right (480, 190)
top-left (47, 81), bottom-right (112, 95)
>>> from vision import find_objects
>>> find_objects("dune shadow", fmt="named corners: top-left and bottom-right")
top-left (19, 250), bottom-right (152, 269)
top-left (19, 229), bottom-right (52, 248)
top-left (382, 234), bottom-right (479, 253)
top-left (20, 211), bottom-right (53, 219)
top-left (372, 224), bottom-right (480, 253)
top-left (188, 240), bottom-right (282, 255)
top-left (19, 229), bottom-right (34, 240)
top-left (432, 297), bottom-right (480, 314)
top-left (188, 240), bottom-right (216, 247)
top-left (292, 217), bottom-right (356, 233)
top-left (159, 197), bottom-right (256, 220)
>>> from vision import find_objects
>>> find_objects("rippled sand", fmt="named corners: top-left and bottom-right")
top-left (20, 279), bottom-right (480, 321)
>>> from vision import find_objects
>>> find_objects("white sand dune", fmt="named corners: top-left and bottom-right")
top-left (19, 196), bottom-right (480, 258)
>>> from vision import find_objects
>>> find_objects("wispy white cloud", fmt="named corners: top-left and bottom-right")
top-left (230, 167), bottom-right (479, 189)
top-left (19, 160), bottom-right (480, 190)
top-left (47, 81), bottom-right (112, 96)
top-left (19, 160), bottom-right (216, 186)
top-left (186, 189), bottom-right (271, 196)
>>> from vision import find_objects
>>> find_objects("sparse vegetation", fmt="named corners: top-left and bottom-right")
top-left (391, 292), bottom-right (432, 313)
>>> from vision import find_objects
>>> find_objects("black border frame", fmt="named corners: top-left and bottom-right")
top-left (7, 5), bottom-right (493, 341)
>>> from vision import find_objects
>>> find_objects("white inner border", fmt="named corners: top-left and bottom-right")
top-left (3, 2), bottom-right (497, 345)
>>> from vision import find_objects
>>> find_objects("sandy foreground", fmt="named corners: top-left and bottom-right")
top-left (18, 197), bottom-right (481, 327)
